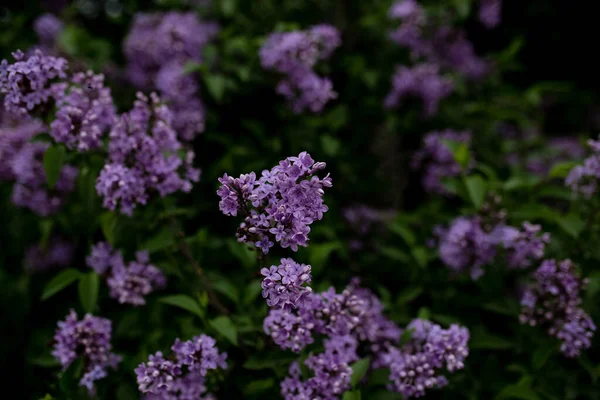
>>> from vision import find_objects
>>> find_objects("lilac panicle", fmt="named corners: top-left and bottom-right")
top-left (24, 237), bottom-right (73, 272)
top-left (86, 241), bottom-right (122, 275)
top-left (385, 64), bottom-right (454, 116)
top-left (491, 222), bottom-right (550, 269)
top-left (519, 259), bottom-right (595, 357)
top-left (261, 258), bottom-right (312, 309)
top-left (135, 351), bottom-right (182, 394)
top-left (566, 137), bottom-right (600, 197)
top-left (217, 151), bottom-right (331, 253)
top-left (263, 307), bottom-right (316, 352)
top-left (0, 49), bottom-right (68, 116)
top-left (171, 334), bottom-right (228, 376)
top-left (0, 116), bottom-right (45, 180)
top-left (34, 13), bottom-right (64, 44)
top-left (52, 310), bottom-right (121, 392)
top-left (479, 0), bottom-right (502, 29)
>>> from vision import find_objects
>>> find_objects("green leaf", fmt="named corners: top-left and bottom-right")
top-left (556, 213), bottom-right (585, 238)
top-left (454, 143), bottom-right (471, 170)
top-left (142, 227), bottom-right (176, 254)
top-left (321, 135), bottom-right (341, 157)
top-left (212, 278), bottom-right (240, 304)
top-left (78, 272), bottom-right (99, 313)
top-left (221, 0), bottom-right (237, 16)
top-left (411, 247), bottom-right (428, 268)
top-left (470, 331), bottom-right (513, 350)
top-left (159, 294), bottom-right (204, 319)
top-left (209, 316), bottom-right (238, 345)
top-left (41, 269), bottom-right (81, 301)
top-left (531, 345), bottom-right (555, 370)
top-left (227, 240), bottom-right (256, 269)
top-left (464, 175), bottom-right (487, 210)
top-left (399, 328), bottom-right (414, 346)
top-left (343, 390), bottom-right (362, 400)
top-left (243, 280), bottom-right (262, 305)
top-left (309, 242), bottom-right (341, 272)
top-left (389, 223), bottom-right (416, 245)
top-left (59, 357), bottom-right (83, 394)
top-left (548, 161), bottom-right (578, 178)
top-left (481, 299), bottom-right (520, 316)
top-left (494, 384), bottom-right (540, 400)
top-left (396, 287), bottom-right (423, 305)
top-left (204, 74), bottom-right (227, 102)
top-left (243, 354), bottom-right (297, 370)
top-left (378, 246), bottom-right (410, 262)
top-left (100, 212), bottom-right (118, 245)
top-left (503, 175), bottom-right (540, 191)
top-left (43, 145), bottom-right (66, 188)
top-left (350, 358), bottom-right (371, 387)
top-left (29, 354), bottom-right (61, 367)
top-left (417, 307), bottom-right (430, 320)
top-left (245, 378), bottom-right (275, 395)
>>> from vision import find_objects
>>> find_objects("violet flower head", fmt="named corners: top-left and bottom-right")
top-left (261, 258), bottom-right (312, 309)
top-left (438, 217), bottom-right (495, 279)
top-left (24, 237), bottom-right (74, 272)
top-left (97, 92), bottom-right (199, 215)
top-left (0, 117), bottom-right (45, 180)
top-left (86, 241), bottom-right (122, 275)
top-left (135, 351), bottom-right (182, 394)
top-left (263, 307), bottom-right (316, 352)
top-left (492, 222), bottom-right (550, 269)
top-left (260, 25), bottom-right (341, 113)
top-left (52, 310), bottom-right (121, 391)
top-left (217, 152), bottom-right (331, 253)
top-left (412, 130), bottom-right (472, 194)
top-left (479, 0), bottom-right (502, 29)
top-left (106, 251), bottom-right (166, 306)
top-left (566, 137), bottom-right (600, 198)
top-left (519, 259), bottom-right (595, 357)
top-left (34, 13), bottom-right (64, 44)
top-left (0, 49), bottom-right (68, 116)
top-left (171, 334), bottom-right (228, 376)
top-left (51, 71), bottom-right (117, 151)
top-left (385, 64), bottom-right (454, 116)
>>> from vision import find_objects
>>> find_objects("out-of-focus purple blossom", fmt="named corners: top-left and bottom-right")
top-left (508, 136), bottom-right (585, 177)
top-left (52, 310), bottom-right (121, 392)
top-left (412, 130), bottom-right (471, 194)
top-left (385, 64), bottom-right (454, 116)
top-left (261, 258), bottom-right (312, 309)
top-left (86, 241), bottom-right (122, 275)
top-left (136, 335), bottom-right (226, 398)
top-left (34, 14), bottom-right (64, 45)
top-left (260, 25), bottom-right (341, 113)
top-left (491, 222), bottom-right (550, 269)
top-left (343, 205), bottom-right (397, 251)
top-left (0, 116), bottom-right (45, 180)
top-left (0, 49), bottom-right (68, 116)
top-left (438, 217), bottom-right (495, 279)
top-left (479, 0), bottom-right (502, 29)
top-left (383, 319), bottom-right (469, 398)
top-left (51, 71), bottom-right (116, 151)
top-left (107, 251), bottom-right (166, 306)
top-left (24, 237), bottom-right (73, 272)
top-left (97, 92), bottom-right (199, 215)
top-left (519, 259), bottom-right (595, 357)
top-left (217, 152), bottom-right (331, 253)
top-left (566, 137), bottom-right (600, 197)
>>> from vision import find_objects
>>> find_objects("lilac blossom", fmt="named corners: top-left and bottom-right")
top-left (519, 259), bottom-right (595, 357)
top-left (24, 237), bottom-right (73, 272)
top-left (50, 71), bottom-right (116, 151)
top-left (86, 241), bottom-right (122, 275)
top-left (385, 64), bottom-right (454, 116)
top-left (0, 49), bottom-right (68, 116)
top-left (52, 310), bottom-right (121, 392)
top-left (438, 217), bottom-right (495, 279)
top-left (260, 25), bottom-right (341, 113)
top-left (34, 14), bottom-right (64, 45)
top-left (96, 92), bottom-right (200, 215)
top-left (217, 152), bottom-right (331, 253)
top-left (0, 116), bottom-right (45, 180)
top-left (263, 307), bottom-right (316, 352)
top-left (135, 335), bottom-right (226, 398)
top-left (479, 0), bottom-right (502, 29)
top-left (566, 137), bottom-right (600, 197)
top-left (411, 130), bottom-right (472, 194)
top-left (491, 222), bottom-right (550, 269)
top-left (261, 258), bottom-right (312, 309)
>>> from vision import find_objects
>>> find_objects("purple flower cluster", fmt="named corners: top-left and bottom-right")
top-left (343, 205), bottom-right (397, 251)
top-left (50, 71), bottom-right (116, 151)
top-left (438, 217), bottom-right (550, 279)
top-left (52, 310), bottom-right (121, 392)
top-left (566, 137), bottom-right (600, 197)
top-left (0, 115), bottom-right (45, 180)
top-left (34, 14), bottom-right (64, 45)
top-left (388, 0), bottom-right (489, 80)
top-left (281, 335), bottom-right (357, 400)
top-left (261, 258), bottom-right (312, 309)
top-left (96, 92), bottom-right (200, 215)
top-left (384, 64), bottom-right (454, 116)
top-left (382, 319), bottom-right (469, 398)
top-left (24, 237), bottom-right (73, 272)
top-left (478, 0), bottom-right (502, 29)
top-left (86, 242), bottom-right (166, 306)
top-left (124, 12), bottom-right (218, 140)
top-left (519, 259), bottom-right (596, 357)
top-left (217, 152), bottom-right (331, 253)
top-left (135, 335), bottom-right (227, 398)
top-left (260, 25), bottom-right (341, 113)
top-left (0, 49), bottom-right (68, 116)
top-left (411, 130), bottom-right (471, 194)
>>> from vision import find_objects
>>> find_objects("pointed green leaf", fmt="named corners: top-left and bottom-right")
top-left (204, 75), bottom-right (227, 102)
top-left (350, 358), bottom-right (371, 387)
top-left (396, 287), bottom-right (423, 305)
top-left (343, 390), bottom-right (362, 400)
top-left (41, 269), bottom-right (82, 301)
top-left (142, 227), bottom-right (176, 254)
top-left (556, 213), bottom-right (585, 238)
top-left (212, 278), bottom-right (240, 304)
top-left (464, 175), bottom-right (487, 210)
top-left (43, 145), bottom-right (66, 188)
top-left (209, 316), bottom-right (238, 346)
top-left (160, 294), bottom-right (204, 319)
top-left (549, 161), bottom-right (578, 178)
top-left (78, 272), bottom-right (99, 313)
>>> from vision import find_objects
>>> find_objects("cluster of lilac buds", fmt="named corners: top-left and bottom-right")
top-left (135, 335), bottom-right (227, 398)
top-left (411, 130), bottom-right (472, 194)
top-left (217, 151), bottom-right (331, 253)
top-left (382, 319), bottom-right (469, 398)
top-left (0, 49), bottom-right (68, 116)
top-left (519, 259), bottom-right (596, 357)
top-left (124, 12), bottom-right (219, 140)
top-left (566, 137), bottom-right (600, 197)
top-left (260, 25), bottom-right (341, 113)
top-left (491, 222), bottom-right (551, 269)
top-left (261, 258), bottom-right (312, 309)
top-left (50, 71), bottom-right (117, 151)
top-left (34, 13), bottom-right (64, 47)
top-left (24, 237), bottom-right (73, 272)
top-left (86, 242), bottom-right (166, 306)
top-left (52, 310), bottom-right (122, 392)
top-left (96, 92), bottom-right (200, 215)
